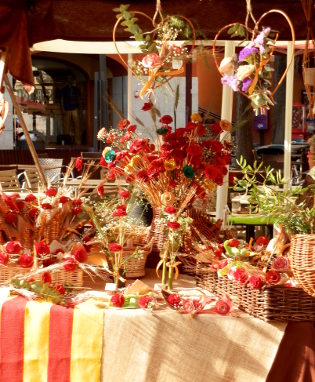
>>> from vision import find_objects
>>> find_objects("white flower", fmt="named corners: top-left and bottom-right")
top-left (236, 65), bottom-right (255, 81)
top-left (219, 57), bottom-right (235, 75)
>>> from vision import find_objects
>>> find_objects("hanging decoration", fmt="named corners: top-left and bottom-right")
top-left (212, 0), bottom-right (295, 114)
top-left (113, 1), bottom-right (195, 100)
top-left (301, 0), bottom-right (315, 121)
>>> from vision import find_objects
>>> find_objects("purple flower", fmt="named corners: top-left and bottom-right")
top-left (239, 47), bottom-right (258, 61)
top-left (254, 27), bottom-right (271, 49)
top-left (221, 75), bottom-right (239, 92)
top-left (241, 77), bottom-right (253, 92)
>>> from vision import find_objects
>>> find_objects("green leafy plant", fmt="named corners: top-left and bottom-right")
top-left (233, 156), bottom-right (315, 234)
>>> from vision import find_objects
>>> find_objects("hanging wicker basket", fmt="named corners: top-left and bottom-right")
top-left (289, 234), bottom-right (315, 297)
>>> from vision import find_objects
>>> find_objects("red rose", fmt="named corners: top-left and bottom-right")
top-left (6, 241), bottom-right (22, 254)
top-left (28, 207), bottom-right (39, 218)
top-left (63, 257), bottom-right (77, 272)
top-left (167, 293), bottom-right (181, 307)
top-left (118, 189), bottom-right (130, 199)
top-left (215, 299), bottom-right (231, 315)
top-left (228, 239), bottom-right (240, 248)
top-left (73, 247), bottom-right (87, 263)
top-left (141, 53), bottom-right (162, 68)
top-left (18, 253), bottom-right (34, 268)
top-left (46, 188), bottom-right (57, 197)
top-left (41, 203), bottom-right (52, 210)
top-left (265, 270), bottom-right (281, 285)
top-left (97, 185), bottom-right (104, 197)
top-left (117, 119), bottom-right (130, 130)
top-left (41, 272), bottom-right (52, 284)
top-left (5, 212), bottom-right (16, 224)
top-left (24, 194), bottom-right (36, 203)
top-left (75, 156), bottom-right (83, 172)
top-left (159, 115), bottom-right (173, 124)
top-left (273, 256), bottom-right (290, 271)
top-left (255, 236), bottom-right (270, 246)
top-left (204, 165), bottom-right (218, 181)
top-left (0, 252), bottom-right (9, 265)
top-left (209, 122), bottom-right (222, 135)
top-left (138, 295), bottom-right (153, 309)
top-left (167, 221), bottom-right (181, 230)
top-left (108, 243), bottom-right (122, 252)
top-left (55, 284), bottom-right (66, 295)
top-left (127, 124), bottom-right (137, 133)
top-left (164, 206), bottom-right (177, 214)
top-left (248, 274), bottom-right (264, 289)
top-left (111, 293), bottom-right (125, 307)
top-left (73, 198), bottom-right (82, 205)
top-left (113, 205), bottom-right (127, 217)
top-left (141, 102), bottom-right (153, 111)
top-left (59, 196), bottom-right (69, 204)
top-left (187, 144), bottom-right (202, 156)
top-left (233, 268), bottom-right (249, 284)
top-left (35, 241), bottom-right (50, 256)
top-left (72, 206), bottom-right (82, 215)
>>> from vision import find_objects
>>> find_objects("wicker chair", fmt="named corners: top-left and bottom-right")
top-left (0, 169), bottom-right (21, 191)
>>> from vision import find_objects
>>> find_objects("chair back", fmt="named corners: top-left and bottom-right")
top-left (0, 169), bottom-right (20, 191)
top-left (39, 158), bottom-right (64, 182)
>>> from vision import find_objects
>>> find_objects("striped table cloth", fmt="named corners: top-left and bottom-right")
top-left (0, 296), bottom-right (104, 382)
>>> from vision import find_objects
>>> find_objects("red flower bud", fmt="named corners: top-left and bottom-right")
top-left (63, 257), bottom-right (77, 272)
top-left (24, 194), bottom-right (36, 203)
top-left (18, 253), bottom-right (34, 268)
top-left (108, 243), bottom-right (122, 252)
top-left (110, 293), bottom-right (125, 307)
top-left (45, 188), bottom-right (57, 197)
top-left (6, 241), bottom-right (22, 254)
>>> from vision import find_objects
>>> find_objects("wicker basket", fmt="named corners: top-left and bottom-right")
top-left (196, 262), bottom-right (315, 321)
top-left (122, 237), bottom-right (154, 278)
top-left (0, 264), bottom-right (83, 287)
top-left (289, 234), bottom-right (315, 297)
top-left (150, 208), bottom-right (167, 253)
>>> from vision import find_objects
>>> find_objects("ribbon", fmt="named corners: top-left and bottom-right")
top-left (166, 261), bottom-right (182, 281)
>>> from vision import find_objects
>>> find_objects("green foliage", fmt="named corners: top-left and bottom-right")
top-left (227, 23), bottom-right (246, 38)
top-left (233, 156), bottom-right (315, 234)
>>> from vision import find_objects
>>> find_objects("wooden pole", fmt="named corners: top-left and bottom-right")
top-left (3, 74), bottom-right (48, 187)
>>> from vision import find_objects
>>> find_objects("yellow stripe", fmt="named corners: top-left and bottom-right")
top-left (23, 300), bottom-right (52, 382)
top-left (70, 300), bottom-right (104, 382)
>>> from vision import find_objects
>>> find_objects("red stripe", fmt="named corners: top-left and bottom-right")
top-left (48, 304), bottom-right (74, 382)
top-left (0, 296), bottom-right (28, 382)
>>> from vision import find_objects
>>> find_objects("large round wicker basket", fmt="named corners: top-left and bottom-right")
top-left (289, 234), bottom-right (315, 297)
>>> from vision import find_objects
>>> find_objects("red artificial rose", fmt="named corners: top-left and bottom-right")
top-left (141, 102), bottom-right (153, 111)
top-left (97, 185), bottom-right (104, 197)
top-left (255, 236), bottom-right (270, 246)
top-left (215, 299), bottom-right (231, 315)
top-left (2, 194), bottom-right (18, 211)
top-left (228, 239), bottom-right (240, 248)
top-left (167, 293), bottom-right (181, 307)
top-left (111, 293), bottom-right (125, 308)
top-left (113, 205), bottom-right (127, 217)
top-left (117, 119), bottom-right (130, 130)
top-left (6, 241), bottom-right (22, 254)
top-left (118, 189), bottom-right (130, 199)
top-left (167, 221), bottom-right (181, 230)
top-left (46, 188), bottom-right (57, 197)
top-left (187, 144), bottom-right (202, 156)
top-left (196, 123), bottom-right (206, 136)
top-left (127, 124), bottom-right (137, 133)
top-left (108, 243), bottom-right (122, 252)
top-left (5, 212), bottom-right (16, 224)
top-left (248, 275), bottom-right (264, 289)
top-left (159, 115), bottom-right (173, 124)
top-left (55, 284), bottom-right (66, 295)
top-left (73, 247), bottom-right (87, 263)
top-left (0, 252), bottom-right (9, 265)
top-left (73, 198), bottom-right (82, 205)
top-left (234, 267), bottom-right (249, 284)
top-left (16, 200), bottom-right (24, 211)
top-left (24, 194), bottom-right (36, 203)
top-left (75, 156), bottom-right (83, 172)
top-left (63, 257), bottom-right (77, 272)
top-left (265, 270), bottom-right (281, 285)
top-left (164, 206), bottom-right (177, 214)
top-left (28, 207), bottom-right (39, 218)
top-left (72, 206), bottom-right (82, 215)
top-left (41, 272), bottom-right (52, 284)
top-left (18, 253), bottom-right (34, 268)
top-left (273, 256), bottom-right (290, 271)
top-left (209, 122), bottom-right (222, 135)
top-left (35, 241), bottom-right (50, 256)
top-left (138, 295), bottom-right (153, 309)
top-left (41, 203), bottom-right (52, 210)
top-left (204, 165), bottom-right (218, 181)
top-left (59, 196), bottom-right (69, 204)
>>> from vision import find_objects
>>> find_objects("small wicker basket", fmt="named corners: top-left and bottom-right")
top-left (289, 234), bottom-right (315, 297)
top-left (196, 262), bottom-right (315, 322)
top-left (122, 237), bottom-right (154, 278)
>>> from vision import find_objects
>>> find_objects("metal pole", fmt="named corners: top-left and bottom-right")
top-left (93, 71), bottom-right (99, 151)
top-left (4, 74), bottom-right (47, 187)
top-left (284, 41), bottom-right (294, 190)
top-left (216, 41), bottom-right (235, 221)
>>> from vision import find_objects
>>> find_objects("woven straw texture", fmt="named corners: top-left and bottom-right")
top-left (122, 237), bottom-right (154, 278)
top-left (289, 234), bottom-right (315, 297)
top-left (196, 262), bottom-right (315, 322)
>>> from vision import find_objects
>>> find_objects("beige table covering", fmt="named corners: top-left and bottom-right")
top-left (98, 271), bottom-right (286, 382)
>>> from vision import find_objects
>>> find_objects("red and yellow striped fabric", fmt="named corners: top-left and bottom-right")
top-left (0, 296), bottom-right (104, 382)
